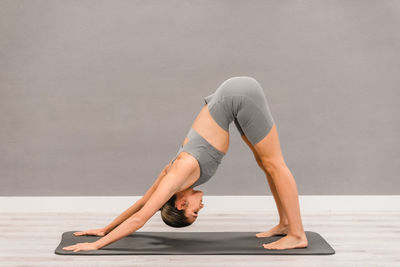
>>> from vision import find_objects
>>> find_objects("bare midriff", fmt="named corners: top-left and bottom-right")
top-left (185, 103), bottom-right (229, 154)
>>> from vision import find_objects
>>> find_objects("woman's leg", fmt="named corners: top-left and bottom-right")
top-left (251, 124), bottom-right (307, 249)
top-left (228, 76), bottom-right (306, 249)
top-left (238, 131), bottom-right (289, 235)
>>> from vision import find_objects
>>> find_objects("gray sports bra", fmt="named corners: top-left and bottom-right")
top-left (170, 127), bottom-right (226, 188)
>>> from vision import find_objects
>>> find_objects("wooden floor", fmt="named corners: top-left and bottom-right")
top-left (0, 211), bottom-right (399, 266)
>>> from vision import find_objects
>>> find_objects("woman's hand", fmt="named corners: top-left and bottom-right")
top-left (62, 242), bottom-right (99, 252)
top-left (73, 228), bottom-right (107, 237)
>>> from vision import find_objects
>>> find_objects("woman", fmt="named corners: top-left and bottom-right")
top-left (63, 76), bottom-right (308, 252)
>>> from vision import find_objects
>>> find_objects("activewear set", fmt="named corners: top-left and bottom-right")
top-left (170, 76), bottom-right (275, 188)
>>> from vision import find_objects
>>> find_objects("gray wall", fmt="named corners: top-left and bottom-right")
top-left (1, 0), bottom-right (399, 196)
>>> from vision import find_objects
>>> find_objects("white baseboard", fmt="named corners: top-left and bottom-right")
top-left (0, 195), bottom-right (399, 213)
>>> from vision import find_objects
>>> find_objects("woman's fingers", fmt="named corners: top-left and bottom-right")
top-left (73, 231), bottom-right (86, 236)
top-left (63, 245), bottom-right (79, 252)
top-left (73, 228), bottom-right (105, 236)
top-left (62, 242), bottom-right (98, 252)
top-left (63, 245), bottom-right (76, 251)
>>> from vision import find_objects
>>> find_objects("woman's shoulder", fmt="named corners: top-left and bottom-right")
top-left (168, 152), bottom-right (199, 175)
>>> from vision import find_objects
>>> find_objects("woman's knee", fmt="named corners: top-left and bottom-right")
top-left (259, 157), bottom-right (287, 176)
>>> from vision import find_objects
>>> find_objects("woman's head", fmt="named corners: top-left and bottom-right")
top-left (159, 187), bottom-right (204, 227)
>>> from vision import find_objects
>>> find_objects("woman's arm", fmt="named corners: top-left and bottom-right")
top-left (102, 198), bottom-right (145, 234)
top-left (93, 156), bottom-right (197, 249)
top-left (140, 160), bottom-right (173, 204)
top-left (103, 161), bottom-right (173, 233)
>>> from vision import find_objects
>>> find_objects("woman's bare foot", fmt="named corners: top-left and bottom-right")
top-left (255, 223), bottom-right (289, 238)
top-left (263, 233), bottom-right (308, 250)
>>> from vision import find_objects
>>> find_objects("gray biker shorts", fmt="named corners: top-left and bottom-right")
top-left (205, 76), bottom-right (275, 145)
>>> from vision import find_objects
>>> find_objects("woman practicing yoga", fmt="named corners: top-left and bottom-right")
top-left (63, 76), bottom-right (308, 252)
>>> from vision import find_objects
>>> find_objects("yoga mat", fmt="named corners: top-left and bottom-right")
top-left (55, 231), bottom-right (335, 255)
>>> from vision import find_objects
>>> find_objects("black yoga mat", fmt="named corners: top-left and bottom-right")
top-left (55, 231), bottom-right (335, 255)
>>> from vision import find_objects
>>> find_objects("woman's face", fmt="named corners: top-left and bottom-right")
top-left (175, 188), bottom-right (204, 223)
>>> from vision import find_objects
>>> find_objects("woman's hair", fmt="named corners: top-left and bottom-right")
top-left (159, 193), bottom-right (192, 228)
